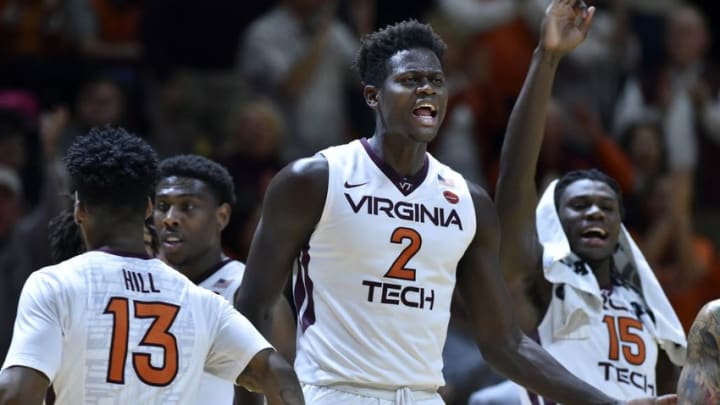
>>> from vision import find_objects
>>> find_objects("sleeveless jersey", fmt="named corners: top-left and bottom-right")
top-left (195, 260), bottom-right (246, 404)
top-left (293, 138), bottom-right (477, 390)
top-left (522, 280), bottom-right (659, 404)
top-left (2, 251), bottom-right (270, 404)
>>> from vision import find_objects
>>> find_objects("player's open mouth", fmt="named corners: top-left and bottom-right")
top-left (413, 103), bottom-right (437, 126)
top-left (580, 227), bottom-right (608, 246)
top-left (162, 236), bottom-right (183, 251)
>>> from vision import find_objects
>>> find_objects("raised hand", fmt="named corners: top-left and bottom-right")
top-left (541, 0), bottom-right (595, 56)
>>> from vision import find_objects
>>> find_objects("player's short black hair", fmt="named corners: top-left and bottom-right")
top-left (48, 210), bottom-right (85, 264)
top-left (554, 169), bottom-right (625, 218)
top-left (64, 126), bottom-right (158, 216)
top-left (158, 155), bottom-right (236, 206)
top-left (355, 19), bottom-right (447, 86)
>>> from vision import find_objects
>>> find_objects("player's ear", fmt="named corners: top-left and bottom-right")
top-left (145, 196), bottom-right (153, 220)
top-left (73, 191), bottom-right (86, 225)
top-left (363, 84), bottom-right (379, 109)
top-left (216, 203), bottom-right (231, 232)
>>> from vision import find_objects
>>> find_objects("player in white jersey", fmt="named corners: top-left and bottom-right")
top-left (488, 0), bottom-right (686, 403)
top-left (153, 154), bottom-right (296, 404)
top-left (236, 6), bottom-right (668, 405)
top-left (0, 127), bottom-right (304, 405)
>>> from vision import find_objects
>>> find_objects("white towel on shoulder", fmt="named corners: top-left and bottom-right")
top-left (536, 180), bottom-right (687, 366)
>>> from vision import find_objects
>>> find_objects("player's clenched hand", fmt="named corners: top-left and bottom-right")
top-left (626, 394), bottom-right (678, 405)
top-left (540, 0), bottom-right (595, 56)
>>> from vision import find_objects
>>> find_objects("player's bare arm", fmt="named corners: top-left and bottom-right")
top-left (495, 0), bottom-right (595, 309)
top-left (235, 348), bottom-right (304, 405)
top-left (236, 156), bottom-right (328, 337)
top-left (0, 366), bottom-right (50, 405)
top-left (677, 300), bottom-right (720, 404)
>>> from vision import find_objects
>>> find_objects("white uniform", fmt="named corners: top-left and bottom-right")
top-left (293, 139), bottom-right (476, 401)
top-left (2, 250), bottom-right (270, 405)
top-left (194, 260), bottom-right (246, 404)
top-left (521, 279), bottom-right (659, 404)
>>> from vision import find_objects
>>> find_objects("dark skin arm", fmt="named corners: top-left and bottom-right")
top-left (234, 158), bottom-right (325, 405)
top-left (495, 0), bottom-right (596, 323)
top-left (460, 183), bottom-right (623, 404)
top-left (235, 348), bottom-right (304, 405)
top-left (235, 156), bottom-right (327, 350)
top-left (233, 296), bottom-right (297, 405)
top-left (677, 300), bottom-right (720, 404)
top-left (0, 366), bottom-right (50, 405)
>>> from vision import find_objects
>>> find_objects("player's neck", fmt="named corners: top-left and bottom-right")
top-left (588, 257), bottom-right (613, 288)
top-left (180, 246), bottom-right (225, 283)
top-left (86, 234), bottom-right (147, 256)
top-left (367, 134), bottom-right (427, 177)
top-left (82, 216), bottom-right (148, 255)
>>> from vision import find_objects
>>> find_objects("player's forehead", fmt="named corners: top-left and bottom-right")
top-left (386, 48), bottom-right (443, 77)
top-left (560, 179), bottom-right (618, 203)
top-left (155, 176), bottom-right (212, 199)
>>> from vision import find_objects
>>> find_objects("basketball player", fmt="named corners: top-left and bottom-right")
top-left (490, 0), bottom-right (686, 403)
top-left (153, 154), bottom-right (296, 404)
top-left (676, 300), bottom-right (720, 403)
top-left (0, 127), bottom-right (303, 405)
top-left (236, 2), bottom-right (668, 404)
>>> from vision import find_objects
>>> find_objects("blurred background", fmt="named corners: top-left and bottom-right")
top-left (0, 0), bottom-right (718, 403)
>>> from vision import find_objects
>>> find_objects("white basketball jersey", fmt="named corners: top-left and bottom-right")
top-left (521, 281), bottom-right (659, 404)
top-left (293, 138), bottom-right (477, 390)
top-left (195, 260), bottom-right (246, 404)
top-left (2, 250), bottom-right (271, 404)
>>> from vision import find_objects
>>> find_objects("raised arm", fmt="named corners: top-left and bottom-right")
top-left (677, 300), bottom-right (720, 404)
top-left (459, 184), bottom-right (671, 405)
top-left (495, 0), bottom-right (594, 285)
top-left (235, 157), bottom-right (327, 338)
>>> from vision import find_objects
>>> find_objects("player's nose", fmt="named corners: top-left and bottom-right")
top-left (162, 206), bottom-right (181, 227)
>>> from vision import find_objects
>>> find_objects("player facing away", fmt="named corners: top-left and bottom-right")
top-left (236, 3), bottom-right (671, 405)
top-left (153, 154), bottom-right (296, 404)
top-left (492, 0), bottom-right (687, 403)
top-left (0, 127), bottom-right (304, 405)
top-left (676, 300), bottom-right (720, 404)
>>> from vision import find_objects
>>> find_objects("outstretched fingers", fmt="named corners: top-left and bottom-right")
top-left (578, 5), bottom-right (596, 38)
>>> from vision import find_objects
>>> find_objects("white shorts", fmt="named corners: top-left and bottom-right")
top-left (302, 384), bottom-right (445, 405)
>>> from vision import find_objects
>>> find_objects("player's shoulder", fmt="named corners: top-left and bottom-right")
top-left (695, 300), bottom-right (720, 327)
top-left (217, 259), bottom-right (245, 275)
top-left (267, 154), bottom-right (329, 202)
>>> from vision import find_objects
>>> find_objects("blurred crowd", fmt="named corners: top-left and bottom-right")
top-left (0, 0), bottom-right (718, 404)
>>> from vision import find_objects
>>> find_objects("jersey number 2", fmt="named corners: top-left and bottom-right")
top-left (104, 297), bottom-right (180, 386)
top-left (384, 227), bottom-right (422, 281)
top-left (603, 315), bottom-right (646, 365)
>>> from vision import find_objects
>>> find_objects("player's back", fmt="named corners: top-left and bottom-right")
top-left (4, 250), bottom-right (259, 404)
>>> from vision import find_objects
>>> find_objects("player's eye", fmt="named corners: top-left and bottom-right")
top-left (156, 202), bottom-right (169, 212)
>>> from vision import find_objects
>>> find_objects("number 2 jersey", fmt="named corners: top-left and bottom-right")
top-left (293, 138), bottom-right (477, 391)
top-left (1, 250), bottom-right (271, 404)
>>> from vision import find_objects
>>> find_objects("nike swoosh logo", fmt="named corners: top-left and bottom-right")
top-left (344, 181), bottom-right (369, 189)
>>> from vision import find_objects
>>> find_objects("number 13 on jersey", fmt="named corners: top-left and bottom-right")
top-left (104, 297), bottom-right (181, 386)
